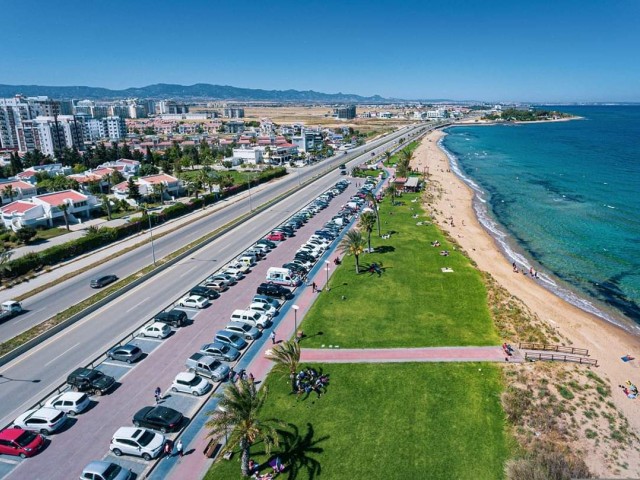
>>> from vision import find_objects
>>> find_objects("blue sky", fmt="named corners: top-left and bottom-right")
top-left (2, 0), bottom-right (639, 102)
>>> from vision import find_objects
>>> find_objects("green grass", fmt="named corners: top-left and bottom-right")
top-left (206, 363), bottom-right (509, 480)
top-left (302, 192), bottom-right (499, 348)
top-left (383, 140), bottom-right (419, 167)
top-left (34, 227), bottom-right (69, 240)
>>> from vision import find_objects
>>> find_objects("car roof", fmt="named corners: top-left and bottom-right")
top-left (83, 461), bottom-right (116, 474)
top-left (23, 407), bottom-right (61, 420)
top-left (175, 371), bottom-right (197, 382)
top-left (227, 321), bottom-right (251, 330)
top-left (0, 427), bottom-right (27, 441)
top-left (147, 321), bottom-right (169, 329)
top-left (114, 426), bottom-right (142, 438)
top-left (50, 392), bottom-right (86, 402)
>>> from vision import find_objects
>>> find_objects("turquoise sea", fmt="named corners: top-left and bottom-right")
top-left (441, 106), bottom-right (640, 334)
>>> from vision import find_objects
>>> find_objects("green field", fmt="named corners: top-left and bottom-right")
top-left (206, 363), bottom-right (509, 480)
top-left (302, 192), bottom-right (499, 348)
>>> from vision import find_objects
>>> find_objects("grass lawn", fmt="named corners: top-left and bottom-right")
top-left (383, 140), bottom-right (419, 167)
top-left (34, 227), bottom-right (69, 241)
top-left (205, 362), bottom-right (509, 480)
top-left (302, 192), bottom-right (499, 348)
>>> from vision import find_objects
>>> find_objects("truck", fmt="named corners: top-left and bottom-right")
top-left (0, 300), bottom-right (23, 322)
top-left (266, 267), bottom-right (301, 287)
top-left (66, 367), bottom-right (116, 396)
top-left (185, 353), bottom-right (230, 382)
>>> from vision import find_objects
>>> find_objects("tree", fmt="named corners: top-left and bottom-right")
top-left (9, 153), bottom-right (23, 176)
top-left (127, 178), bottom-right (141, 203)
top-left (0, 248), bottom-right (13, 278)
top-left (338, 230), bottom-right (367, 274)
top-left (206, 379), bottom-right (281, 477)
top-left (387, 183), bottom-right (398, 205)
top-left (2, 185), bottom-right (14, 203)
top-left (384, 150), bottom-right (391, 164)
top-left (152, 183), bottom-right (165, 204)
top-left (101, 195), bottom-right (112, 220)
top-left (359, 212), bottom-right (376, 254)
top-left (364, 192), bottom-right (381, 237)
top-left (58, 203), bottom-right (71, 231)
top-left (268, 340), bottom-right (300, 393)
top-left (15, 226), bottom-right (36, 244)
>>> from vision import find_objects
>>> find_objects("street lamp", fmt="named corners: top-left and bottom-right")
top-left (292, 304), bottom-right (299, 332)
top-left (324, 260), bottom-right (330, 291)
top-left (247, 173), bottom-right (253, 211)
top-left (144, 206), bottom-right (157, 266)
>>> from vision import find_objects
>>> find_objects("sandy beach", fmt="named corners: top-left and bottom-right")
top-left (413, 129), bottom-right (640, 475)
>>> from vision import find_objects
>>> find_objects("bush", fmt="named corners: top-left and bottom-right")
top-left (15, 227), bottom-right (37, 244)
top-left (505, 441), bottom-right (591, 480)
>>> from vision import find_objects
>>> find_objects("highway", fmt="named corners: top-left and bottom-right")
top-left (0, 123), bottom-right (431, 479)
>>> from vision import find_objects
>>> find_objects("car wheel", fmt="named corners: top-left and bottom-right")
top-left (93, 389), bottom-right (102, 396)
top-left (172, 387), bottom-right (178, 393)
top-left (72, 385), bottom-right (80, 392)
top-left (40, 429), bottom-right (50, 435)
top-left (19, 452), bottom-right (27, 459)
top-left (192, 390), bottom-right (200, 396)
top-left (160, 427), bottom-right (168, 433)
top-left (112, 448), bottom-right (122, 456)
top-left (126, 358), bottom-right (132, 364)
top-left (133, 421), bottom-right (141, 427)
top-left (142, 453), bottom-right (152, 461)
top-left (68, 410), bottom-right (76, 416)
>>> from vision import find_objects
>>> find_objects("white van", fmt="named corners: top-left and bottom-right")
top-left (266, 267), bottom-right (301, 286)
top-left (229, 309), bottom-right (270, 329)
top-left (238, 255), bottom-right (255, 268)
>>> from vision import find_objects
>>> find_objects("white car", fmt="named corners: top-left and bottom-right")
top-left (14, 407), bottom-right (67, 435)
top-left (110, 427), bottom-right (165, 461)
top-left (223, 268), bottom-right (245, 281)
top-left (44, 392), bottom-right (90, 416)
top-left (248, 302), bottom-right (276, 318)
top-left (171, 372), bottom-right (212, 396)
top-left (227, 261), bottom-right (251, 274)
top-left (138, 322), bottom-right (172, 339)
top-left (177, 295), bottom-right (210, 309)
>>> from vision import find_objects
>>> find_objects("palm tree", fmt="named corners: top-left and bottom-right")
top-left (338, 230), bottom-right (367, 274)
top-left (0, 248), bottom-right (13, 279)
top-left (2, 185), bottom-right (14, 204)
top-left (206, 379), bottom-right (281, 477)
top-left (359, 212), bottom-right (376, 253)
top-left (101, 194), bottom-right (112, 220)
top-left (384, 150), bottom-right (391, 164)
top-left (58, 203), bottom-right (70, 231)
top-left (267, 340), bottom-right (300, 393)
top-left (364, 191), bottom-right (381, 237)
top-left (387, 184), bottom-right (398, 205)
top-left (152, 183), bottom-right (164, 204)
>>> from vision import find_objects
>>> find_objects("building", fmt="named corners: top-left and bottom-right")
top-left (225, 121), bottom-right (245, 134)
top-left (333, 105), bottom-right (356, 120)
top-left (223, 107), bottom-right (245, 118)
top-left (232, 146), bottom-right (263, 165)
top-left (84, 116), bottom-right (126, 141)
top-left (157, 101), bottom-right (188, 115)
top-left (112, 174), bottom-right (182, 203)
top-left (0, 96), bottom-right (41, 150)
top-left (292, 128), bottom-right (324, 154)
top-left (0, 180), bottom-right (38, 205)
top-left (1, 189), bottom-right (100, 230)
top-left (22, 116), bottom-right (85, 155)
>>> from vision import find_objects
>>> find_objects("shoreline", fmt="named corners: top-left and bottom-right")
top-left (452, 115), bottom-right (583, 126)
top-left (412, 129), bottom-right (640, 474)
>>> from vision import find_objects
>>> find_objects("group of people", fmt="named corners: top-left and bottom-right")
top-left (439, 250), bottom-right (450, 256)
top-left (503, 343), bottom-right (515, 357)
top-left (228, 368), bottom-right (254, 383)
top-left (619, 381), bottom-right (638, 399)
top-left (295, 367), bottom-right (329, 399)
top-left (512, 262), bottom-right (540, 278)
top-left (249, 456), bottom-right (286, 478)
top-left (431, 240), bottom-right (441, 247)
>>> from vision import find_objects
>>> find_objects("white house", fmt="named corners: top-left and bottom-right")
top-left (0, 180), bottom-right (38, 205)
top-left (112, 174), bottom-right (182, 202)
top-left (232, 146), bottom-right (263, 165)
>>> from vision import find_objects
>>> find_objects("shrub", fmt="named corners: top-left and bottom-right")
top-left (15, 227), bottom-right (37, 244)
top-left (505, 441), bottom-right (591, 480)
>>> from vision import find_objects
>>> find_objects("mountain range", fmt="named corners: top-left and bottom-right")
top-left (0, 83), bottom-right (391, 103)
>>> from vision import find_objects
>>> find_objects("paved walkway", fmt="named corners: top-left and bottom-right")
top-left (301, 346), bottom-right (523, 363)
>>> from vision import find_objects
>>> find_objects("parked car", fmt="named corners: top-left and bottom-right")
top-left (199, 342), bottom-right (240, 362)
top-left (214, 330), bottom-right (248, 350)
top-left (110, 427), bottom-right (165, 461)
top-left (229, 309), bottom-right (270, 329)
top-left (252, 295), bottom-right (281, 310)
top-left (90, 274), bottom-right (118, 288)
top-left (154, 309), bottom-right (188, 328)
top-left (222, 268), bottom-right (245, 281)
top-left (138, 322), bottom-right (172, 339)
top-left (176, 295), bottom-right (210, 309)
top-left (0, 428), bottom-right (45, 458)
top-left (107, 344), bottom-right (144, 364)
top-left (132, 406), bottom-right (183, 433)
top-left (256, 238), bottom-right (277, 249)
top-left (171, 372), bottom-right (211, 396)
top-left (189, 286), bottom-right (221, 300)
top-left (226, 261), bottom-right (251, 274)
top-left (202, 278), bottom-right (228, 292)
top-left (185, 353), bottom-right (230, 382)
top-left (210, 273), bottom-right (237, 286)
top-left (248, 302), bottom-right (276, 318)
top-left (256, 283), bottom-right (293, 300)
top-left (225, 321), bottom-right (262, 341)
top-left (282, 262), bottom-right (308, 275)
top-left (13, 407), bottom-right (67, 435)
top-left (79, 461), bottom-right (133, 480)
top-left (66, 368), bottom-right (115, 396)
top-left (266, 232), bottom-right (286, 242)
top-left (44, 392), bottom-right (90, 416)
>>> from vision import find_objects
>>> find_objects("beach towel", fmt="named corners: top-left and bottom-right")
top-left (441, 267), bottom-right (454, 273)
top-left (621, 355), bottom-right (635, 362)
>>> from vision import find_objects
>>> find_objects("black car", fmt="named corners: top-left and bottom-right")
top-left (278, 225), bottom-right (295, 236)
top-left (67, 368), bottom-right (115, 396)
top-left (133, 406), bottom-right (183, 433)
top-left (90, 274), bottom-right (118, 288)
top-left (190, 286), bottom-right (221, 300)
top-left (257, 238), bottom-right (277, 249)
top-left (256, 283), bottom-right (293, 300)
top-left (154, 309), bottom-right (188, 328)
top-left (282, 263), bottom-right (308, 275)
top-left (294, 252), bottom-right (316, 263)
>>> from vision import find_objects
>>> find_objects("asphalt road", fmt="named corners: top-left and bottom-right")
top-left (1, 163), bottom-right (362, 480)
top-left (0, 124), bottom-right (424, 343)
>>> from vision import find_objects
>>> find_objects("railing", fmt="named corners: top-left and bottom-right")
top-left (518, 342), bottom-right (589, 356)
top-left (524, 352), bottom-right (598, 366)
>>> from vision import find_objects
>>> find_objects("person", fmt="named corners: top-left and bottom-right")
top-left (154, 387), bottom-right (161, 404)
top-left (164, 439), bottom-right (173, 457)
top-left (270, 331), bottom-right (276, 344)
top-left (248, 372), bottom-right (255, 383)
top-left (248, 459), bottom-right (259, 475)
top-left (312, 282), bottom-right (317, 293)
top-left (296, 330), bottom-right (304, 343)
top-left (176, 439), bottom-right (184, 457)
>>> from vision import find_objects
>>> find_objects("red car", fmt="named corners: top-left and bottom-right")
top-left (0, 428), bottom-right (45, 458)
top-left (266, 232), bottom-right (285, 242)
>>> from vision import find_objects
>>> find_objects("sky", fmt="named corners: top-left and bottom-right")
top-left (2, 0), bottom-right (639, 102)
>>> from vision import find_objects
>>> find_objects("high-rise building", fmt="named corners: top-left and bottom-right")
top-left (223, 107), bottom-right (245, 118)
top-left (0, 95), bottom-right (41, 150)
top-left (333, 105), bottom-right (356, 120)
top-left (20, 116), bottom-right (85, 156)
top-left (84, 116), bottom-right (126, 141)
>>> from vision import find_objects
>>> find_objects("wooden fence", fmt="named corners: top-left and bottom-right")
top-left (519, 342), bottom-right (589, 356)
top-left (524, 352), bottom-right (598, 366)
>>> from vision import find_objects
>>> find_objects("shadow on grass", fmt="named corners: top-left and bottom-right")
top-left (375, 245), bottom-right (395, 254)
top-left (275, 422), bottom-right (328, 479)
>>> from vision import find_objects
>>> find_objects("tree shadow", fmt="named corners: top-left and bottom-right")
top-left (276, 422), bottom-right (328, 479)
top-left (375, 245), bottom-right (395, 254)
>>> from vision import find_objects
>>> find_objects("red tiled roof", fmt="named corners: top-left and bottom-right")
top-left (0, 180), bottom-right (35, 190)
top-left (1, 201), bottom-right (38, 214)
top-left (113, 181), bottom-right (129, 191)
top-left (35, 190), bottom-right (87, 206)
top-left (139, 174), bottom-right (178, 184)
top-left (17, 170), bottom-right (37, 178)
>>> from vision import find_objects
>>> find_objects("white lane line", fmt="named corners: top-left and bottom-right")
top-left (15, 308), bottom-right (45, 323)
top-left (179, 269), bottom-right (192, 278)
top-left (126, 297), bottom-right (149, 313)
top-left (44, 344), bottom-right (78, 367)
top-left (137, 337), bottom-right (165, 344)
top-left (101, 362), bottom-right (135, 369)
top-left (0, 457), bottom-right (20, 465)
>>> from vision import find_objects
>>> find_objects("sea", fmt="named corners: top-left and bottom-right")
top-left (441, 106), bottom-right (640, 335)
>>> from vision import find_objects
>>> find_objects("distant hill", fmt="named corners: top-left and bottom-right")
top-left (0, 83), bottom-right (391, 103)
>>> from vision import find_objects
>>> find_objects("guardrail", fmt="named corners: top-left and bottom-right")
top-left (519, 343), bottom-right (589, 356)
top-left (524, 352), bottom-right (598, 366)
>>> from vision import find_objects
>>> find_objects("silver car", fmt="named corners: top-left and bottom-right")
top-left (80, 461), bottom-right (133, 480)
top-left (225, 321), bottom-right (262, 341)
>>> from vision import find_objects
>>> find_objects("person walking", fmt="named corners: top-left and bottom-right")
top-left (164, 439), bottom-right (173, 457)
top-left (154, 387), bottom-right (161, 404)
top-left (176, 439), bottom-right (184, 458)
top-left (270, 331), bottom-right (276, 344)
top-left (312, 282), bottom-right (317, 293)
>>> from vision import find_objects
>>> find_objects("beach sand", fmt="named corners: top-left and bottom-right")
top-left (413, 129), bottom-right (640, 475)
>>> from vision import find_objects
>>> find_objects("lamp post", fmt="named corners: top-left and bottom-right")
top-left (324, 260), bottom-right (330, 291)
top-left (144, 207), bottom-right (157, 266)
top-left (247, 173), bottom-right (253, 211)
top-left (292, 304), bottom-right (299, 332)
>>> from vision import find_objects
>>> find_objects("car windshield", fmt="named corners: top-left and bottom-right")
top-left (103, 464), bottom-right (123, 480)
top-left (188, 376), bottom-right (201, 386)
top-left (138, 430), bottom-right (155, 446)
top-left (15, 430), bottom-right (38, 447)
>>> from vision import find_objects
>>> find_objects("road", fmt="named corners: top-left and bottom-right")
top-left (0, 124), bottom-right (423, 343)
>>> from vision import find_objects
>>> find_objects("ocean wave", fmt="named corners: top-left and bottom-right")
top-left (437, 135), bottom-right (640, 335)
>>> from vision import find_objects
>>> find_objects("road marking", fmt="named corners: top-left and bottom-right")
top-left (137, 337), bottom-right (164, 343)
top-left (0, 457), bottom-right (20, 465)
top-left (101, 361), bottom-right (135, 369)
top-left (44, 344), bottom-right (78, 367)
top-left (15, 307), bottom-right (45, 323)
top-left (126, 297), bottom-right (149, 313)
